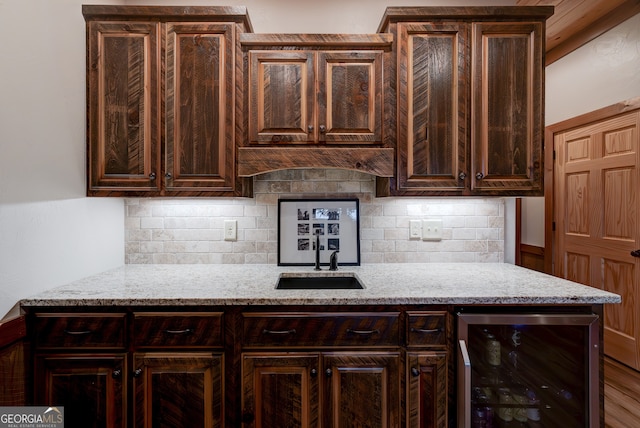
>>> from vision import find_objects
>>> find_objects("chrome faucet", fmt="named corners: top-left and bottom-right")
top-left (329, 250), bottom-right (339, 271)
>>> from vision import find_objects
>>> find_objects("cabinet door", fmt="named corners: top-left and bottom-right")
top-left (165, 23), bottom-right (236, 193)
top-left (241, 353), bottom-right (320, 428)
top-left (248, 51), bottom-right (315, 144)
top-left (317, 51), bottom-right (383, 144)
top-left (407, 352), bottom-right (448, 428)
top-left (87, 22), bottom-right (160, 194)
top-left (35, 354), bottom-right (126, 428)
top-left (133, 353), bottom-right (224, 428)
top-left (396, 23), bottom-right (469, 194)
top-left (323, 352), bottom-right (400, 428)
top-left (471, 22), bottom-right (544, 194)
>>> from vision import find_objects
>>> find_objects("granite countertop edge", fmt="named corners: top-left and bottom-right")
top-left (20, 263), bottom-right (621, 307)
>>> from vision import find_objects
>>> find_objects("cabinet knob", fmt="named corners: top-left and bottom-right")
top-left (476, 172), bottom-right (484, 180)
top-left (325, 368), bottom-right (332, 378)
top-left (112, 369), bottom-right (122, 379)
top-left (631, 249), bottom-right (640, 258)
top-left (308, 125), bottom-right (314, 133)
top-left (319, 125), bottom-right (326, 133)
top-left (149, 172), bottom-right (156, 180)
top-left (133, 368), bottom-right (143, 378)
top-left (310, 368), bottom-right (318, 378)
top-left (411, 367), bottom-right (420, 377)
top-left (165, 172), bottom-right (172, 179)
top-left (458, 172), bottom-right (466, 181)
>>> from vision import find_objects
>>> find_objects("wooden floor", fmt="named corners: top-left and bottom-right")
top-left (605, 357), bottom-right (640, 427)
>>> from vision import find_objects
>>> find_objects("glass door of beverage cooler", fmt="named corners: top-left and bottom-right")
top-left (457, 313), bottom-right (600, 428)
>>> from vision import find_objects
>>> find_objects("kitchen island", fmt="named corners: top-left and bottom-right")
top-left (21, 263), bottom-right (619, 428)
top-left (21, 263), bottom-right (619, 307)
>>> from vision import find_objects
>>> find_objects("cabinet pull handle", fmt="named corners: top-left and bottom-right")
top-left (133, 368), bottom-right (143, 378)
top-left (163, 328), bottom-right (193, 335)
top-left (149, 172), bottom-right (156, 180)
top-left (631, 249), bottom-right (640, 258)
top-left (410, 327), bottom-right (442, 334)
top-left (262, 329), bottom-right (296, 335)
top-left (458, 172), bottom-right (466, 181)
top-left (112, 369), bottom-right (122, 379)
top-left (476, 172), bottom-right (484, 180)
top-left (346, 328), bottom-right (379, 335)
top-left (63, 329), bottom-right (92, 336)
top-left (411, 367), bottom-right (420, 377)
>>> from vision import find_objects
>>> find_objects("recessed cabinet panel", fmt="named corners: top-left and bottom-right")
top-left (249, 51), bottom-right (315, 143)
top-left (472, 22), bottom-right (544, 193)
top-left (36, 354), bottom-right (127, 428)
top-left (88, 22), bottom-right (160, 192)
top-left (242, 353), bottom-right (320, 428)
top-left (133, 353), bottom-right (224, 428)
top-left (165, 23), bottom-right (235, 191)
top-left (318, 51), bottom-right (383, 143)
top-left (397, 23), bottom-right (468, 193)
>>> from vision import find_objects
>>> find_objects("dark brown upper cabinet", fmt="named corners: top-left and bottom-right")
top-left (83, 6), bottom-right (252, 196)
top-left (379, 6), bottom-right (553, 196)
top-left (236, 34), bottom-right (395, 179)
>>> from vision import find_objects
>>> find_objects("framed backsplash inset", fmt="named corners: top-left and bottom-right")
top-left (278, 198), bottom-right (360, 266)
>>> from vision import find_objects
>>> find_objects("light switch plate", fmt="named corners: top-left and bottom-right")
top-left (409, 220), bottom-right (422, 239)
top-left (422, 219), bottom-right (443, 241)
top-left (224, 220), bottom-right (237, 241)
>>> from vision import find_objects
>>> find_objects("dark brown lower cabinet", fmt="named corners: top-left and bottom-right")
top-left (242, 352), bottom-right (401, 428)
top-left (323, 352), bottom-right (401, 427)
top-left (132, 353), bottom-right (224, 428)
top-left (407, 352), bottom-right (448, 428)
top-left (35, 354), bottom-right (126, 428)
top-left (242, 353), bottom-right (320, 427)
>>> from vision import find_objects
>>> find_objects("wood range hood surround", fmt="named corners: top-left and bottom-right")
top-left (236, 147), bottom-right (395, 177)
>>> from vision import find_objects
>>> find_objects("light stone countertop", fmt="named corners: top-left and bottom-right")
top-left (20, 263), bottom-right (620, 307)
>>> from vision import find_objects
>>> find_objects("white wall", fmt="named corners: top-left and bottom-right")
top-left (521, 12), bottom-right (640, 247)
top-left (0, 0), bottom-right (125, 319)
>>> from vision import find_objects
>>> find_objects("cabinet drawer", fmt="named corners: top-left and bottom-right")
top-left (133, 312), bottom-right (223, 348)
top-left (407, 312), bottom-right (447, 347)
top-left (243, 312), bottom-right (400, 348)
top-left (34, 313), bottom-right (126, 349)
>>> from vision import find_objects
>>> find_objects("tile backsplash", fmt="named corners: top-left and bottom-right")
top-left (125, 169), bottom-right (504, 264)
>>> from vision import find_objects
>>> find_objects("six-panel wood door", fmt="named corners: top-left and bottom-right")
top-left (554, 110), bottom-right (640, 369)
top-left (164, 23), bottom-right (236, 193)
top-left (407, 352), bottom-right (448, 428)
top-left (323, 352), bottom-right (401, 428)
top-left (87, 21), bottom-right (160, 194)
top-left (35, 354), bottom-right (127, 428)
top-left (133, 353), bottom-right (224, 428)
top-left (395, 22), bottom-right (469, 194)
top-left (471, 22), bottom-right (545, 195)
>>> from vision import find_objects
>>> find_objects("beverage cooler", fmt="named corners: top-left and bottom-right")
top-left (457, 311), bottom-right (600, 427)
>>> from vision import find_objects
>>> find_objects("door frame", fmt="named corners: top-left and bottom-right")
top-left (544, 96), bottom-right (640, 274)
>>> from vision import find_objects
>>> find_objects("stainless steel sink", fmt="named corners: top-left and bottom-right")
top-left (276, 274), bottom-right (364, 290)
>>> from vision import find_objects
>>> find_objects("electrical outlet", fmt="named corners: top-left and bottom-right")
top-left (422, 219), bottom-right (443, 241)
top-left (224, 220), bottom-right (237, 241)
top-left (409, 220), bottom-right (422, 239)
